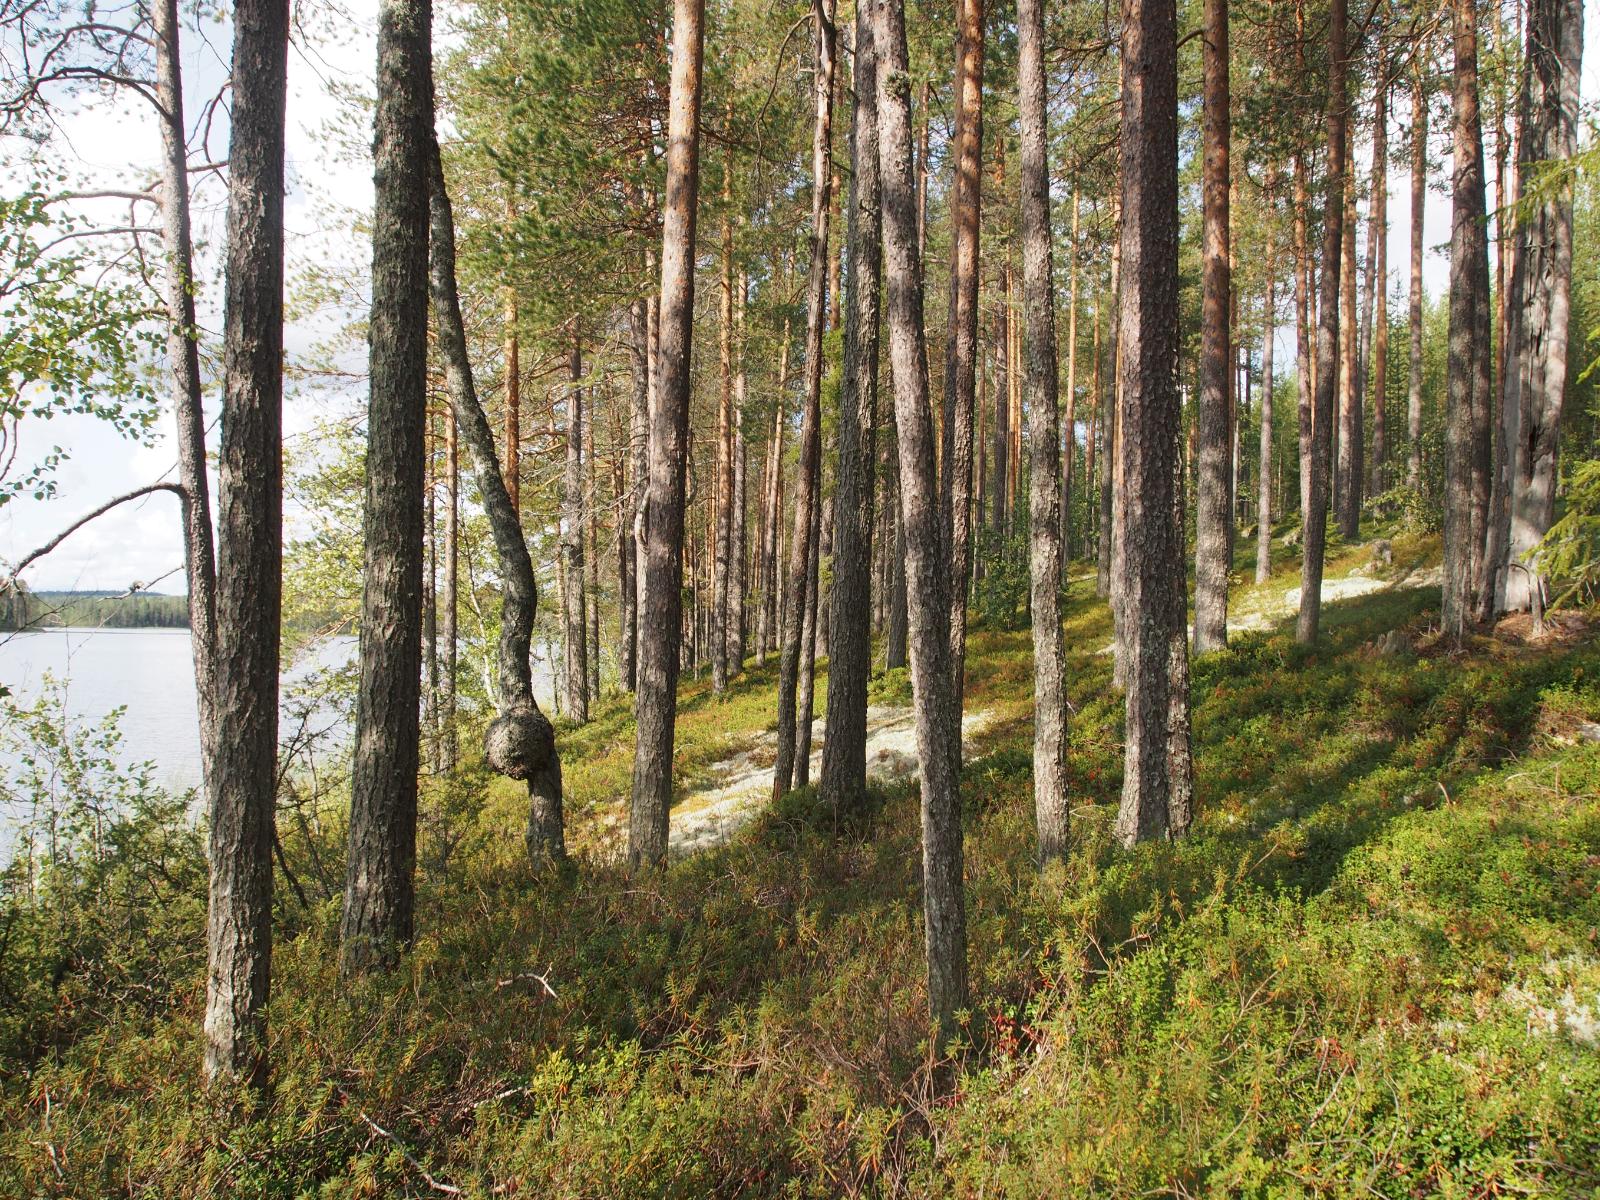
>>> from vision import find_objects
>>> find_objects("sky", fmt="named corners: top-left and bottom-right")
top-left (2, 0), bottom-right (1598, 593)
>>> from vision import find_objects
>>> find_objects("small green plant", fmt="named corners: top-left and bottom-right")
top-left (974, 527), bottom-right (1031, 631)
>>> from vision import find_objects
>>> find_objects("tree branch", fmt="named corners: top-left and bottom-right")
top-left (4, 483), bottom-right (184, 583)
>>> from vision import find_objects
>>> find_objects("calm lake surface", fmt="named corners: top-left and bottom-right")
top-left (0, 627), bottom-right (357, 794)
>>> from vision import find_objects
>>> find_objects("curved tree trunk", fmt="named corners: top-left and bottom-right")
top-left (427, 144), bottom-right (562, 863)
top-left (154, 0), bottom-right (218, 793)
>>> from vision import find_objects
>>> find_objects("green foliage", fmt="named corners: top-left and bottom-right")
top-left (0, 188), bottom-right (161, 503)
top-left (0, 682), bottom-right (206, 1068)
top-left (1368, 480), bottom-right (1443, 534)
top-left (1533, 457), bottom-right (1600, 611)
top-left (4, 557), bottom-right (1600, 1196)
top-left (973, 527), bottom-right (1030, 631)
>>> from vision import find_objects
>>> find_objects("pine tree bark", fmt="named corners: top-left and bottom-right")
top-left (795, 473), bottom-right (823, 788)
top-left (440, 407), bottom-right (458, 772)
top-left (154, 0), bottom-right (218, 794)
top-left (203, 0), bottom-right (288, 1091)
top-left (1019, 0), bottom-right (1069, 863)
top-left (1257, 214), bottom-right (1277, 584)
top-left (1295, 0), bottom-right (1346, 644)
top-left (1369, 75), bottom-right (1390, 494)
top-left (713, 164), bottom-right (735, 694)
top-left (630, 0), bottom-right (705, 868)
top-left (773, 0), bottom-right (837, 802)
top-left (990, 269), bottom-right (1010, 536)
top-left (730, 270), bottom-right (750, 669)
top-left (341, 0), bottom-right (432, 975)
top-left (1061, 191), bottom-right (1081, 564)
top-left (1097, 275), bottom-right (1116, 599)
top-left (1193, 0), bottom-right (1231, 655)
top-left (562, 335), bottom-right (589, 721)
top-left (1115, 0), bottom-right (1192, 845)
top-left (427, 143), bottom-right (562, 863)
top-left (586, 391), bottom-right (601, 700)
top-left (503, 227), bottom-right (520, 511)
top-left (1336, 119), bottom-right (1362, 540)
top-left (623, 295), bottom-right (648, 690)
top-left (941, 0), bottom-right (984, 723)
top-left (1441, 0), bottom-right (1493, 642)
top-left (873, 0), bottom-right (966, 1035)
top-left (758, 313), bottom-right (790, 666)
top-left (1407, 71), bottom-right (1428, 492)
top-left (820, 6), bottom-right (881, 813)
top-left (1294, 153), bottom-right (1314, 520)
top-left (1501, 0), bottom-right (1582, 614)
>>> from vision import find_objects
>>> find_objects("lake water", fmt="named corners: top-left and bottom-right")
top-left (0, 627), bottom-right (357, 794)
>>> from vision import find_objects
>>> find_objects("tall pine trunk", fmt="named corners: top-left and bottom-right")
top-left (1193, 0), bottom-right (1231, 654)
top-left (1294, 153), bottom-right (1314, 520)
top-left (941, 0), bottom-right (984, 725)
top-left (713, 166), bottom-right (735, 693)
top-left (730, 270), bottom-right (750, 670)
top-left (1060, 192), bottom-right (1080, 566)
top-left (1115, 0), bottom-right (1192, 845)
top-left (1502, 0), bottom-right (1583, 615)
top-left (873, 0), bottom-right (967, 1035)
top-left (562, 335), bottom-right (589, 721)
top-left (1336, 119), bottom-right (1362, 540)
top-left (1407, 71), bottom-right (1428, 491)
top-left (1441, 0), bottom-right (1493, 642)
top-left (1257, 211), bottom-right (1277, 584)
top-left (773, 0), bottom-right (837, 801)
top-left (1370, 76), bottom-right (1390, 494)
top-left (1019, 0), bottom-right (1069, 863)
top-left (440, 407), bottom-right (458, 772)
top-left (1295, 0), bottom-right (1345, 644)
top-left (820, 7), bottom-right (881, 813)
top-left (341, 0), bottom-right (432, 974)
top-left (630, 0), bottom-right (705, 868)
top-left (203, 0), bottom-right (288, 1091)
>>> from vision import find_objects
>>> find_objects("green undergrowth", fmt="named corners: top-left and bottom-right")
top-left (3, 548), bottom-right (1599, 1197)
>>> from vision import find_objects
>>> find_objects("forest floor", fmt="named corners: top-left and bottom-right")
top-left (5, 521), bottom-right (1600, 1198)
top-left (655, 706), bottom-right (997, 856)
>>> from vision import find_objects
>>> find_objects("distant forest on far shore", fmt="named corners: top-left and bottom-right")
top-left (0, 589), bottom-right (190, 630)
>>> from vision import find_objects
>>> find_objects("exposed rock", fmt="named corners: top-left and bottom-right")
top-left (664, 706), bottom-right (994, 856)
